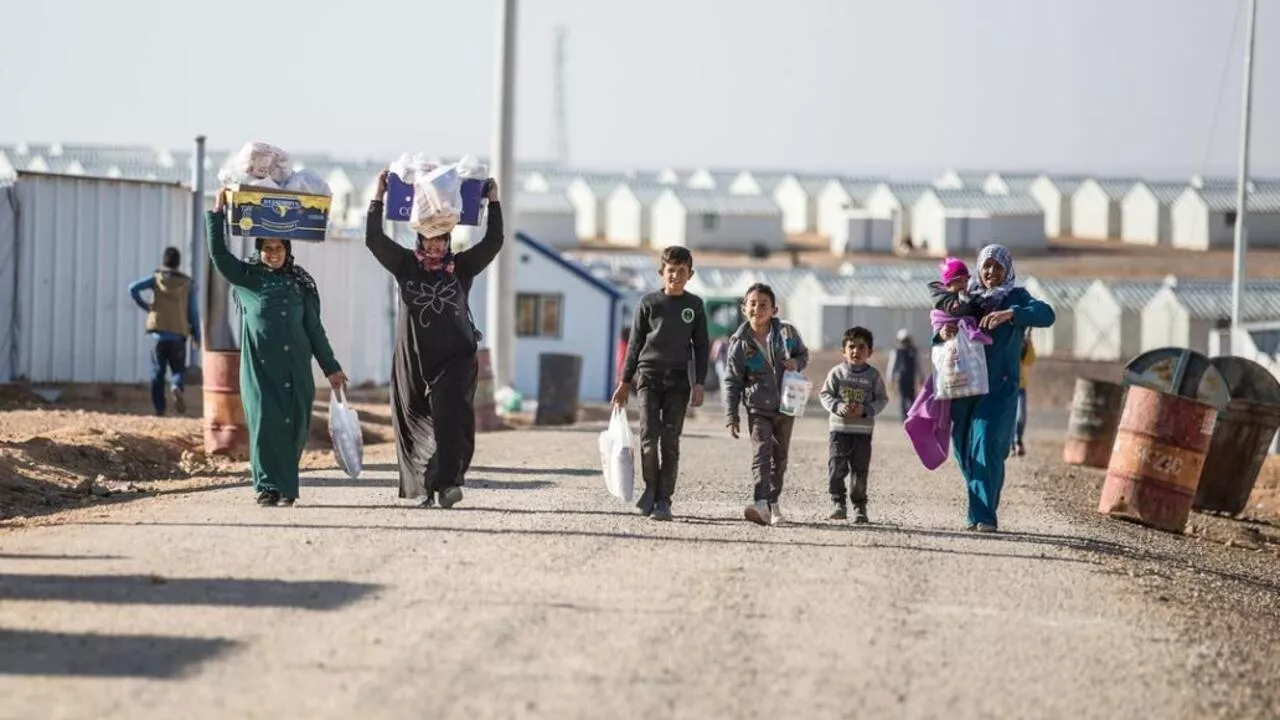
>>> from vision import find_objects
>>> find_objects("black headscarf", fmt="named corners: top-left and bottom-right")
top-left (242, 238), bottom-right (319, 297)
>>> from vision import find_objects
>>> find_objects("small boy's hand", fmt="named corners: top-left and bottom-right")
top-left (611, 382), bottom-right (631, 407)
top-left (690, 385), bottom-right (704, 408)
top-left (727, 421), bottom-right (739, 439)
top-left (844, 403), bottom-right (862, 418)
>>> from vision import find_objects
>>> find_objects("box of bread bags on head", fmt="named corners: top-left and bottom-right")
top-left (218, 141), bottom-right (333, 242)
top-left (385, 153), bottom-right (487, 226)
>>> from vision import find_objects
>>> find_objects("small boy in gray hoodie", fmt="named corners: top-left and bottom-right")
top-left (819, 326), bottom-right (889, 523)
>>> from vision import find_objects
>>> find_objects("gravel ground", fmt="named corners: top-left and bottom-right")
top-left (1, 413), bottom-right (1278, 719)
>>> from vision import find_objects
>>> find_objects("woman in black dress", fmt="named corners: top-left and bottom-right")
top-left (366, 170), bottom-right (503, 507)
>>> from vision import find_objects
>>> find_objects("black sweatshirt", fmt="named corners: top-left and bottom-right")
top-left (622, 290), bottom-right (710, 385)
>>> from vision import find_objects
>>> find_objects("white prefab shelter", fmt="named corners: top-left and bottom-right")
top-left (1171, 186), bottom-right (1280, 250)
top-left (815, 177), bottom-right (883, 238)
top-left (603, 182), bottom-right (666, 247)
top-left (522, 170), bottom-right (576, 194)
top-left (470, 233), bottom-right (626, 403)
top-left (787, 276), bottom-right (935, 351)
top-left (728, 170), bottom-right (788, 196)
top-left (1071, 177), bottom-right (1139, 240)
top-left (685, 168), bottom-right (739, 191)
top-left (863, 182), bottom-right (931, 247)
top-left (1072, 279), bottom-right (1164, 361)
top-left (1140, 280), bottom-right (1280, 355)
top-left (772, 174), bottom-right (831, 234)
top-left (649, 189), bottom-right (784, 252)
top-left (1021, 277), bottom-right (1092, 357)
top-left (933, 169), bottom-right (990, 191)
top-left (910, 190), bottom-right (1046, 257)
top-left (566, 174), bottom-right (626, 240)
top-left (983, 172), bottom-right (1041, 196)
top-left (1029, 174), bottom-right (1088, 237)
top-left (829, 210), bottom-right (895, 255)
top-left (1120, 181), bottom-right (1187, 246)
top-left (515, 192), bottom-right (579, 249)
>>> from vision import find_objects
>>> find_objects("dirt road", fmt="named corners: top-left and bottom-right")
top-left (2, 413), bottom-right (1278, 719)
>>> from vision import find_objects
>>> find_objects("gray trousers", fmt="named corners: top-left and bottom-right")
top-left (749, 411), bottom-right (796, 503)
top-left (636, 370), bottom-right (692, 505)
top-left (829, 431), bottom-right (873, 506)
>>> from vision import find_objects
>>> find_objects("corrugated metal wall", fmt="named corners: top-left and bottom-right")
top-left (0, 186), bottom-right (16, 382)
top-left (14, 173), bottom-right (192, 383)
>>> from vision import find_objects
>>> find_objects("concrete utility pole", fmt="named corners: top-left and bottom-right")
top-left (486, 0), bottom-right (519, 389)
top-left (1230, 0), bottom-right (1258, 344)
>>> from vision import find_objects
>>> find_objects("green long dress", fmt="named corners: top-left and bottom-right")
top-left (206, 210), bottom-right (342, 499)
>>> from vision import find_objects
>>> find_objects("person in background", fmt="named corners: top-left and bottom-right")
top-left (616, 325), bottom-right (630, 387)
top-left (1012, 329), bottom-right (1036, 457)
top-left (206, 190), bottom-right (347, 507)
top-left (613, 246), bottom-right (710, 522)
top-left (129, 246), bottom-right (201, 417)
top-left (885, 328), bottom-right (922, 420)
top-left (367, 171), bottom-right (504, 509)
top-left (711, 332), bottom-right (731, 390)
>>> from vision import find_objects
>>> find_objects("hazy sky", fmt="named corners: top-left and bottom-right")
top-left (2, 0), bottom-right (1276, 178)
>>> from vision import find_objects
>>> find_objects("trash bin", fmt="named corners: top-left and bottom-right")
top-left (1193, 398), bottom-right (1280, 515)
top-left (1099, 384), bottom-right (1217, 534)
top-left (1063, 377), bottom-right (1125, 469)
top-left (535, 353), bottom-right (582, 426)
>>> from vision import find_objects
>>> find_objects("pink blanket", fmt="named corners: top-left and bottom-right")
top-left (906, 312), bottom-right (992, 469)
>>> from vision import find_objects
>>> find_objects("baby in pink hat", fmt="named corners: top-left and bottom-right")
top-left (927, 257), bottom-right (985, 321)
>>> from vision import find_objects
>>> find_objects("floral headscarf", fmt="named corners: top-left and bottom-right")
top-left (968, 243), bottom-right (1016, 311)
top-left (415, 233), bottom-right (456, 274)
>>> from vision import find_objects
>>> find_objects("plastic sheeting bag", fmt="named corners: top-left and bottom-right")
top-left (598, 407), bottom-right (635, 503)
top-left (329, 388), bottom-right (364, 479)
top-left (247, 176), bottom-right (280, 189)
top-left (388, 152), bottom-right (439, 185)
top-left (218, 141), bottom-right (293, 187)
top-left (410, 164), bottom-right (463, 237)
top-left (778, 371), bottom-right (814, 417)
top-left (455, 153), bottom-right (488, 181)
top-left (283, 168), bottom-right (332, 196)
top-left (932, 331), bottom-right (990, 401)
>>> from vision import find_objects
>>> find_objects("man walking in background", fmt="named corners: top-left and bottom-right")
top-left (129, 246), bottom-right (200, 416)
top-left (886, 328), bottom-right (922, 420)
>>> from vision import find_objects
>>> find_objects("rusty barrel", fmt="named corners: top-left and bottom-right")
top-left (1098, 385), bottom-right (1217, 533)
top-left (202, 350), bottom-right (249, 458)
top-left (473, 348), bottom-right (503, 432)
top-left (1193, 398), bottom-right (1280, 515)
top-left (1063, 378), bottom-right (1125, 468)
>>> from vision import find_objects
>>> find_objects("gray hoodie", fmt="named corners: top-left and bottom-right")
top-left (819, 363), bottom-right (889, 434)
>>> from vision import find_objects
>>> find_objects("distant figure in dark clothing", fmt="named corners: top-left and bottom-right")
top-left (613, 246), bottom-right (711, 522)
top-left (885, 328), bottom-right (923, 419)
top-left (129, 246), bottom-right (201, 416)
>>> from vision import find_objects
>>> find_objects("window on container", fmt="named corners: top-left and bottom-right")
top-left (702, 213), bottom-right (719, 231)
top-left (515, 293), bottom-right (564, 338)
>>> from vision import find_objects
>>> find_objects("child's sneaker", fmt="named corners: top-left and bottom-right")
top-left (650, 501), bottom-right (673, 522)
top-left (853, 504), bottom-right (870, 524)
top-left (828, 502), bottom-right (848, 521)
top-left (768, 502), bottom-right (784, 526)
top-left (744, 500), bottom-right (771, 526)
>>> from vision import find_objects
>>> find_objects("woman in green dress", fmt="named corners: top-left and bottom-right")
top-left (207, 189), bottom-right (348, 506)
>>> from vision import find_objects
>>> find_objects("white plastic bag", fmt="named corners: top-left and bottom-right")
top-left (779, 371), bottom-right (814, 417)
top-left (455, 153), bottom-right (488, 181)
top-left (329, 388), bottom-right (364, 479)
top-left (410, 164), bottom-right (463, 237)
top-left (598, 407), bottom-right (635, 503)
top-left (388, 152), bottom-right (439, 185)
top-left (217, 141), bottom-right (293, 187)
top-left (932, 332), bottom-right (990, 400)
top-left (283, 168), bottom-right (332, 196)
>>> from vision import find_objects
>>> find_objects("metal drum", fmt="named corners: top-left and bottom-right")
top-left (1123, 347), bottom-right (1229, 411)
top-left (201, 350), bottom-right (248, 458)
top-left (1098, 385), bottom-right (1217, 533)
top-left (1063, 378), bottom-right (1126, 468)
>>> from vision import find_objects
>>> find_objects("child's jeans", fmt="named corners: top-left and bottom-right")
top-left (636, 369), bottom-right (692, 505)
top-left (829, 432), bottom-right (873, 506)
top-left (749, 411), bottom-right (795, 503)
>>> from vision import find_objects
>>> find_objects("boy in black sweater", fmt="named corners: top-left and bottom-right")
top-left (613, 246), bottom-right (710, 521)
